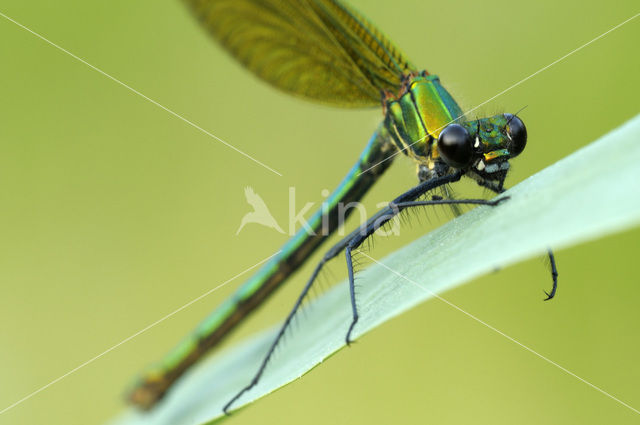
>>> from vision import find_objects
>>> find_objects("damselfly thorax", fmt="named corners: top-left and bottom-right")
top-left (383, 71), bottom-right (527, 188)
top-left (129, 1), bottom-right (550, 413)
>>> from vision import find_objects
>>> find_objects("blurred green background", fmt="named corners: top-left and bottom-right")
top-left (1, 1), bottom-right (639, 424)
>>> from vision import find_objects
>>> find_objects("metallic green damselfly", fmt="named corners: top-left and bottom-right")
top-left (129, 0), bottom-right (557, 413)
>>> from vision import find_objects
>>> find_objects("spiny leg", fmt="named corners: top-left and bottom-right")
top-left (544, 249), bottom-right (559, 300)
top-left (342, 172), bottom-right (462, 343)
top-left (224, 173), bottom-right (463, 412)
top-left (224, 258), bottom-right (329, 414)
top-left (342, 196), bottom-right (508, 344)
top-left (223, 219), bottom-right (360, 414)
top-left (224, 172), bottom-right (511, 412)
top-left (342, 171), bottom-right (510, 344)
top-left (450, 175), bottom-right (559, 301)
top-left (345, 245), bottom-right (358, 345)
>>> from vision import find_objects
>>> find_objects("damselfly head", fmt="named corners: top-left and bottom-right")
top-left (436, 113), bottom-right (527, 182)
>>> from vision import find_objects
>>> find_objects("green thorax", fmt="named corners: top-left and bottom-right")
top-left (384, 72), bottom-right (464, 165)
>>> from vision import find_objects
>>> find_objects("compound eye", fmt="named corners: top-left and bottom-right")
top-left (437, 124), bottom-right (473, 168)
top-left (504, 113), bottom-right (527, 157)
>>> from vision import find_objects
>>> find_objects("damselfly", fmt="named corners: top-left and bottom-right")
top-left (129, 0), bottom-right (558, 413)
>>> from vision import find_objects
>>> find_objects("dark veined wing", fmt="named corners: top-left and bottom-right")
top-left (182, 0), bottom-right (417, 107)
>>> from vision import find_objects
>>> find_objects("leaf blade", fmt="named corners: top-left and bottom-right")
top-left (110, 114), bottom-right (640, 425)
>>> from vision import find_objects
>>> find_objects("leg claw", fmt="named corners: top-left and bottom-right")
top-left (492, 196), bottom-right (510, 206)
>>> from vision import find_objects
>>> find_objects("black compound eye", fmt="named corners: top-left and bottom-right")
top-left (437, 124), bottom-right (473, 168)
top-left (504, 113), bottom-right (527, 157)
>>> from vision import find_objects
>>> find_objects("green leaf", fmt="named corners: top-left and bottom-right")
top-left (110, 114), bottom-right (640, 425)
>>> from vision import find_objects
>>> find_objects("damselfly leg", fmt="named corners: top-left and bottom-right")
top-left (223, 171), bottom-right (510, 413)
